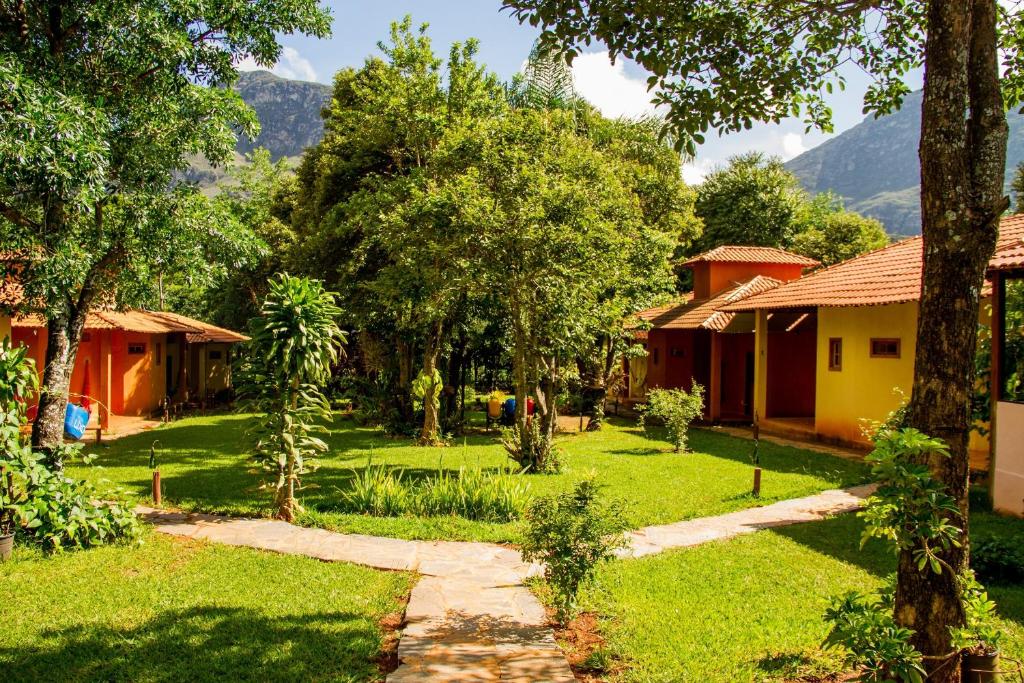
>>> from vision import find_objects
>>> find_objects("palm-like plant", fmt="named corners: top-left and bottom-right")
top-left (241, 274), bottom-right (346, 522)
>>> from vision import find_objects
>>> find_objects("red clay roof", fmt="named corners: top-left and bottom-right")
top-left (150, 311), bottom-right (249, 343)
top-left (13, 309), bottom-right (248, 341)
top-left (722, 215), bottom-right (1024, 311)
top-left (680, 246), bottom-right (819, 268)
top-left (638, 276), bottom-right (782, 330)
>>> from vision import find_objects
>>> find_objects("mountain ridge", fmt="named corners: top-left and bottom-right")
top-left (784, 89), bottom-right (1024, 235)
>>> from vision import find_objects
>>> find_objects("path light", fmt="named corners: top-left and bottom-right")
top-left (751, 415), bottom-right (762, 498)
top-left (149, 440), bottom-right (162, 507)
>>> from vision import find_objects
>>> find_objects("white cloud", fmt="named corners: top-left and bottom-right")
top-left (682, 159), bottom-right (716, 185)
top-left (780, 132), bottom-right (807, 160)
top-left (236, 46), bottom-right (318, 82)
top-left (571, 52), bottom-right (659, 119)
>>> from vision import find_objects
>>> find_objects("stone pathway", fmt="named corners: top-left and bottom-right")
top-left (136, 507), bottom-right (573, 682)
top-left (138, 483), bottom-right (874, 682)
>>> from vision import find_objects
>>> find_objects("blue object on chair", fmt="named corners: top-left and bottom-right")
top-left (503, 397), bottom-right (516, 419)
top-left (64, 403), bottom-right (90, 440)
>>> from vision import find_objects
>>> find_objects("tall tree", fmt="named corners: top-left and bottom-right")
top-left (0, 0), bottom-right (331, 465)
top-left (503, 1), bottom-right (1016, 677)
top-left (291, 18), bottom-right (506, 443)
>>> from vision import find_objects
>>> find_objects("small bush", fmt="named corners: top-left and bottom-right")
top-left (639, 385), bottom-right (705, 452)
top-left (520, 478), bottom-right (630, 623)
top-left (502, 418), bottom-right (561, 473)
top-left (973, 535), bottom-right (1024, 585)
top-left (823, 588), bottom-right (925, 683)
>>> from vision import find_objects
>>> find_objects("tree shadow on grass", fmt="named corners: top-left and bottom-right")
top-left (1, 606), bottom-right (383, 683)
top-left (767, 514), bottom-right (893, 579)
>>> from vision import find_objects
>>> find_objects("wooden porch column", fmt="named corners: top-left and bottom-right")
top-left (709, 332), bottom-right (722, 421)
top-left (990, 272), bottom-right (1004, 506)
top-left (753, 310), bottom-right (769, 423)
top-left (99, 330), bottom-right (113, 430)
top-left (198, 343), bottom-right (207, 405)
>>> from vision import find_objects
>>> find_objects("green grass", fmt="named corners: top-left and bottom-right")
top-left (71, 412), bottom-right (867, 543)
top-left (573, 511), bottom-right (1024, 682)
top-left (0, 529), bottom-right (413, 682)
top-left (71, 413), bottom-right (867, 543)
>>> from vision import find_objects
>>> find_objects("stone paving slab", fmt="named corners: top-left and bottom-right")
top-left (619, 484), bottom-right (876, 559)
top-left (137, 483), bottom-right (873, 683)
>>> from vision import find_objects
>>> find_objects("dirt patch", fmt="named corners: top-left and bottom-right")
top-left (548, 610), bottom-right (622, 682)
top-left (375, 592), bottom-right (410, 676)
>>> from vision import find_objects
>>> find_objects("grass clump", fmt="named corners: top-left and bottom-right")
top-left (340, 457), bottom-right (530, 523)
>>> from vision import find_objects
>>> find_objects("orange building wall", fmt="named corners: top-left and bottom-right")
top-left (110, 331), bottom-right (167, 416)
top-left (766, 322), bottom-right (818, 418)
top-left (719, 333), bottom-right (755, 418)
top-left (693, 262), bottom-right (808, 299)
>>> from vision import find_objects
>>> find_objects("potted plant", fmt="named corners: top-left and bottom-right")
top-left (955, 572), bottom-right (1004, 683)
top-left (0, 471), bottom-right (17, 561)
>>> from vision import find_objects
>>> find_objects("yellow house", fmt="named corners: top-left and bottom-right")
top-left (722, 217), bottom-right (1024, 460)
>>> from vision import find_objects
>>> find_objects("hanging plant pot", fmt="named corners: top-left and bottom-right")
top-left (0, 532), bottom-right (14, 562)
top-left (962, 650), bottom-right (1002, 683)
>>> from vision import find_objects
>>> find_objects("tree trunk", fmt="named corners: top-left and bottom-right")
top-left (418, 325), bottom-right (443, 445)
top-left (511, 301), bottom-right (530, 436)
top-left (395, 338), bottom-right (415, 428)
top-left (31, 303), bottom-right (89, 470)
top-left (895, 1), bottom-right (1007, 679)
top-left (537, 355), bottom-right (558, 442)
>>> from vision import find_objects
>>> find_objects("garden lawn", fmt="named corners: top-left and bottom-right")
top-left (0, 529), bottom-right (412, 682)
top-left (72, 413), bottom-right (867, 543)
top-left (574, 511), bottom-right (1024, 682)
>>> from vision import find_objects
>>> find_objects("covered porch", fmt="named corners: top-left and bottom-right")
top-left (752, 308), bottom-right (819, 436)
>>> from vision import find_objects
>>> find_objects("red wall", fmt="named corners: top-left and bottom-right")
top-left (719, 333), bottom-right (755, 418)
top-left (766, 321), bottom-right (818, 418)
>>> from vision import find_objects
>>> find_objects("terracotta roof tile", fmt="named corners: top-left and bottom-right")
top-left (989, 216), bottom-right (1024, 272)
top-left (13, 309), bottom-right (248, 342)
top-left (723, 215), bottom-right (1024, 311)
top-left (680, 246), bottom-right (819, 268)
top-left (637, 276), bottom-right (782, 330)
top-left (151, 311), bottom-right (249, 343)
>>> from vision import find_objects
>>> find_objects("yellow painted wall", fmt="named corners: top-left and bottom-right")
top-left (205, 343), bottom-right (232, 393)
top-left (814, 302), bottom-right (992, 455)
top-left (815, 303), bottom-right (919, 447)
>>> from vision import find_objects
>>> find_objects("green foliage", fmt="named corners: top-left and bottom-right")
top-left (501, 1), bottom-right (933, 154)
top-left (859, 429), bottom-right (962, 574)
top-left (520, 478), bottom-right (630, 623)
top-left (241, 274), bottom-right (346, 521)
top-left (502, 419), bottom-right (561, 474)
top-left (951, 570), bottom-right (1004, 654)
top-left (823, 587), bottom-right (926, 683)
top-left (639, 385), bottom-right (706, 453)
top-left (790, 194), bottom-right (890, 266)
top-left (972, 536), bottom-right (1024, 585)
top-left (340, 457), bottom-right (531, 523)
top-left (0, 340), bottom-right (140, 548)
top-left (694, 153), bottom-right (806, 252)
top-left (342, 460), bottom-right (412, 517)
top-left (509, 39), bottom-right (580, 111)
top-left (1000, 280), bottom-right (1024, 402)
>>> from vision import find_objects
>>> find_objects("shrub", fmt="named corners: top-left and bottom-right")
top-left (639, 385), bottom-right (705, 452)
top-left (951, 570), bottom-right (1003, 655)
top-left (502, 418), bottom-right (561, 473)
top-left (823, 587), bottom-right (925, 683)
top-left (972, 535), bottom-right (1024, 585)
top-left (520, 478), bottom-right (630, 623)
top-left (0, 340), bottom-right (141, 550)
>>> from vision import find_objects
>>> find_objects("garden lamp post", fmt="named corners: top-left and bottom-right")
top-left (752, 415), bottom-right (762, 498)
top-left (149, 440), bottom-right (162, 507)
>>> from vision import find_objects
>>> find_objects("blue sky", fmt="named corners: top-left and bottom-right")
top-left (240, 0), bottom-right (922, 183)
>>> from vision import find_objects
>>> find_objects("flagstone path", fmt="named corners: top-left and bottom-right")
top-left (138, 483), bottom-right (873, 682)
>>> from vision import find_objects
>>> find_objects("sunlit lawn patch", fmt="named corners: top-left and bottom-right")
top-left (72, 413), bottom-right (868, 543)
top-left (0, 529), bottom-right (412, 682)
top-left (574, 511), bottom-right (1024, 682)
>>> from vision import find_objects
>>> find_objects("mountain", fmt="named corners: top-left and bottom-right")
top-left (184, 70), bottom-right (331, 188)
top-left (784, 90), bottom-right (1024, 235)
